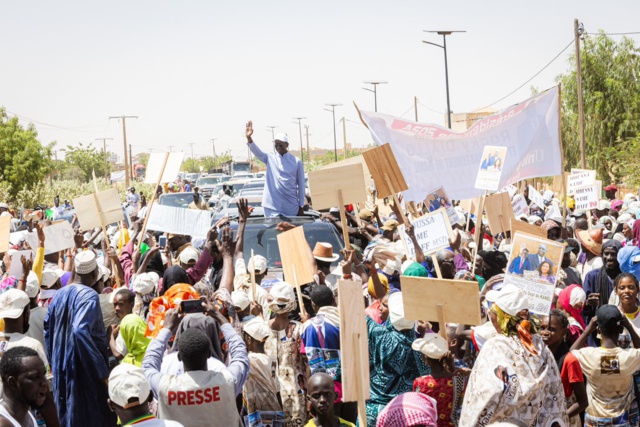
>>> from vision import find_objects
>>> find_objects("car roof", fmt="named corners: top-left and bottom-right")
top-left (229, 195), bottom-right (262, 203)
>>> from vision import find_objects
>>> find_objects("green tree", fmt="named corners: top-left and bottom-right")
top-left (61, 142), bottom-right (110, 182)
top-left (0, 108), bottom-right (54, 196)
top-left (558, 32), bottom-right (640, 184)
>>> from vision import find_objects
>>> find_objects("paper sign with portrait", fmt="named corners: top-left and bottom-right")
top-left (474, 145), bottom-right (508, 191)
top-left (423, 187), bottom-right (460, 225)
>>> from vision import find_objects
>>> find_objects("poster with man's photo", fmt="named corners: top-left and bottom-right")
top-left (423, 187), bottom-right (460, 225)
top-left (475, 145), bottom-right (508, 191)
top-left (503, 232), bottom-right (564, 315)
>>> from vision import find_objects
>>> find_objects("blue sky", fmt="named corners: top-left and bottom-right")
top-left (2, 1), bottom-right (638, 162)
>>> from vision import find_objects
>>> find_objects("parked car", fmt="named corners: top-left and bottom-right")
top-left (242, 179), bottom-right (265, 191)
top-left (228, 215), bottom-right (343, 281)
top-left (212, 196), bottom-right (263, 221)
top-left (196, 175), bottom-right (225, 198)
top-left (232, 172), bottom-right (254, 180)
top-left (158, 192), bottom-right (206, 209)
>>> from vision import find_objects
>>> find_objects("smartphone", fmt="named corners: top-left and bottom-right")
top-left (180, 300), bottom-right (205, 314)
top-left (159, 236), bottom-right (167, 248)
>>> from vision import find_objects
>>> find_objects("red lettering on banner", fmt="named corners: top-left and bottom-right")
top-left (167, 391), bottom-right (176, 404)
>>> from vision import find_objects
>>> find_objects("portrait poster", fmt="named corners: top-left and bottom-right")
top-left (475, 146), bottom-right (508, 191)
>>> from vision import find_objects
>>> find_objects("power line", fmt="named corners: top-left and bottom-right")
top-left (585, 31), bottom-right (640, 36)
top-left (474, 39), bottom-right (574, 111)
top-left (4, 110), bottom-right (108, 131)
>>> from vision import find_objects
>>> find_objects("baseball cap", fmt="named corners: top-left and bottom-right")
top-left (248, 255), bottom-right (268, 275)
top-left (132, 272), bottom-right (159, 295)
top-left (75, 251), bottom-right (98, 275)
top-left (274, 133), bottom-right (289, 143)
top-left (485, 283), bottom-right (528, 316)
top-left (25, 271), bottom-right (40, 299)
top-left (412, 332), bottom-right (448, 360)
top-left (108, 364), bottom-right (150, 409)
top-left (179, 247), bottom-right (200, 265)
top-left (41, 269), bottom-right (60, 289)
top-left (603, 184), bottom-right (618, 192)
top-left (359, 209), bottom-right (374, 221)
top-left (381, 219), bottom-right (399, 232)
top-left (0, 289), bottom-right (30, 319)
top-left (597, 304), bottom-right (623, 331)
top-left (231, 291), bottom-right (251, 311)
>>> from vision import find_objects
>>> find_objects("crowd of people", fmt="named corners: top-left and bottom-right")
top-left (2, 128), bottom-right (640, 427)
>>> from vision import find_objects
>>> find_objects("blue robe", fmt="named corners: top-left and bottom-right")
top-left (44, 284), bottom-right (115, 427)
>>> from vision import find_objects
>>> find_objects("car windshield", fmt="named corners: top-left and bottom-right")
top-left (229, 200), bottom-right (262, 208)
top-left (158, 193), bottom-right (194, 208)
top-left (197, 177), bottom-right (218, 186)
top-left (244, 181), bottom-right (265, 190)
top-left (238, 220), bottom-right (343, 269)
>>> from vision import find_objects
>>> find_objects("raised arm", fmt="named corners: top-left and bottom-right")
top-left (297, 159), bottom-right (305, 212)
top-left (218, 227), bottom-right (235, 293)
top-left (33, 223), bottom-right (46, 283)
top-left (245, 121), bottom-right (268, 163)
top-left (235, 198), bottom-right (249, 260)
top-left (143, 308), bottom-right (182, 397)
top-left (405, 223), bottom-right (425, 264)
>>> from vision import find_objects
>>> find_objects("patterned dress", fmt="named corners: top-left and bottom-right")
top-left (413, 374), bottom-right (466, 426)
top-left (365, 317), bottom-right (429, 427)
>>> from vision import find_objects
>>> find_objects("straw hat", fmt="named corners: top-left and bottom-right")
top-left (577, 228), bottom-right (603, 256)
top-left (312, 242), bottom-right (339, 263)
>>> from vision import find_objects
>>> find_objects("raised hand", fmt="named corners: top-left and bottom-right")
top-left (35, 222), bottom-right (45, 245)
top-left (237, 198), bottom-right (250, 222)
top-left (246, 121), bottom-right (254, 141)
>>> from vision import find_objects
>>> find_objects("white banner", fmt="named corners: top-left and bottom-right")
top-left (145, 153), bottom-right (184, 184)
top-left (567, 170), bottom-right (596, 196)
top-left (360, 88), bottom-right (561, 201)
top-left (397, 208), bottom-right (453, 258)
top-left (528, 185), bottom-right (546, 210)
top-left (574, 185), bottom-right (599, 211)
top-left (146, 205), bottom-right (211, 238)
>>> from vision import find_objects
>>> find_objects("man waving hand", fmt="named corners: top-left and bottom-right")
top-left (246, 121), bottom-right (305, 217)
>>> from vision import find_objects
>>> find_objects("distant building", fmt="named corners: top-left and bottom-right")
top-left (447, 110), bottom-right (496, 132)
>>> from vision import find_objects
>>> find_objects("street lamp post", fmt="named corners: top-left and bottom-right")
top-left (423, 30), bottom-right (465, 129)
top-left (210, 138), bottom-right (217, 170)
top-left (292, 117), bottom-right (306, 163)
top-left (324, 104), bottom-right (342, 162)
top-left (362, 81), bottom-right (387, 112)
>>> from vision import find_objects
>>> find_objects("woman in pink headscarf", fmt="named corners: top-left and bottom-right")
top-left (557, 285), bottom-right (587, 345)
top-left (376, 392), bottom-right (437, 427)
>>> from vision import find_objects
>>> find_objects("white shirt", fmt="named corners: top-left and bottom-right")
top-left (25, 306), bottom-right (47, 349)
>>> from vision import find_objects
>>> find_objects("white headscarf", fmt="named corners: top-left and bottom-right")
top-left (387, 292), bottom-right (414, 331)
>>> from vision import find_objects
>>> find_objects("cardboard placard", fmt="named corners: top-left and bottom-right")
top-left (337, 279), bottom-right (370, 405)
top-left (276, 226), bottom-right (315, 286)
top-left (574, 185), bottom-right (599, 211)
top-left (308, 163), bottom-right (368, 210)
top-left (73, 188), bottom-right (124, 230)
top-left (485, 192), bottom-right (516, 235)
top-left (401, 276), bottom-right (482, 326)
top-left (9, 250), bottom-right (34, 279)
top-left (144, 152), bottom-right (185, 184)
top-left (24, 221), bottom-right (75, 255)
top-left (510, 218), bottom-right (547, 239)
top-left (0, 216), bottom-right (10, 253)
top-left (397, 208), bottom-right (453, 258)
top-left (503, 231), bottom-right (565, 315)
top-left (528, 185), bottom-right (546, 210)
top-left (511, 194), bottom-right (529, 218)
top-left (362, 144), bottom-right (408, 198)
top-left (144, 205), bottom-right (212, 238)
top-left (567, 170), bottom-right (596, 195)
top-left (474, 145), bottom-right (508, 191)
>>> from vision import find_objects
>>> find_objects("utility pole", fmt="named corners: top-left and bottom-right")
top-left (324, 104), bottom-right (342, 162)
top-left (574, 18), bottom-right (587, 168)
top-left (423, 30), bottom-right (465, 129)
top-left (210, 139), bottom-right (218, 170)
top-left (129, 144), bottom-right (133, 182)
top-left (95, 138), bottom-right (113, 179)
top-left (342, 117), bottom-right (347, 159)
top-left (187, 143), bottom-right (196, 173)
top-left (292, 117), bottom-right (306, 163)
top-left (266, 126), bottom-right (277, 141)
top-left (414, 96), bottom-right (419, 122)
top-left (362, 81), bottom-right (387, 112)
top-left (167, 146), bottom-right (174, 152)
top-left (305, 125), bottom-right (311, 159)
top-left (109, 115), bottom-right (138, 187)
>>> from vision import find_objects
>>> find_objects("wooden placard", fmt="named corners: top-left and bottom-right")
top-left (308, 163), bottom-right (368, 211)
top-left (485, 191), bottom-right (516, 235)
top-left (362, 144), bottom-right (408, 198)
top-left (401, 276), bottom-right (482, 326)
top-left (397, 208), bottom-right (454, 258)
top-left (337, 279), bottom-right (369, 423)
top-left (144, 152), bottom-right (185, 184)
top-left (510, 218), bottom-right (547, 239)
top-left (0, 216), bottom-right (10, 253)
top-left (24, 221), bottom-right (75, 255)
top-left (276, 226), bottom-right (315, 287)
top-left (73, 188), bottom-right (124, 230)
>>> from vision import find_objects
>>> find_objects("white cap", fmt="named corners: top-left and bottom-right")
top-left (179, 247), bottom-right (200, 264)
top-left (41, 270), bottom-right (60, 289)
top-left (485, 283), bottom-right (529, 316)
top-left (75, 251), bottom-right (97, 275)
top-left (270, 281), bottom-right (295, 304)
top-left (231, 291), bottom-right (251, 311)
top-left (243, 317), bottom-right (272, 342)
top-left (0, 289), bottom-right (30, 319)
top-left (0, 203), bottom-right (8, 209)
top-left (132, 272), bottom-right (159, 295)
top-left (412, 332), bottom-right (449, 360)
top-left (25, 271), bottom-right (40, 299)
top-left (98, 265), bottom-right (111, 282)
top-left (387, 292), bottom-right (415, 331)
top-left (382, 258), bottom-right (401, 276)
top-left (248, 255), bottom-right (268, 275)
top-left (274, 133), bottom-right (289, 143)
top-left (108, 363), bottom-right (150, 409)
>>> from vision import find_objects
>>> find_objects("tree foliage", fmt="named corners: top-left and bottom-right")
top-left (558, 32), bottom-right (640, 184)
top-left (61, 142), bottom-right (110, 182)
top-left (0, 108), bottom-right (54, 197)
